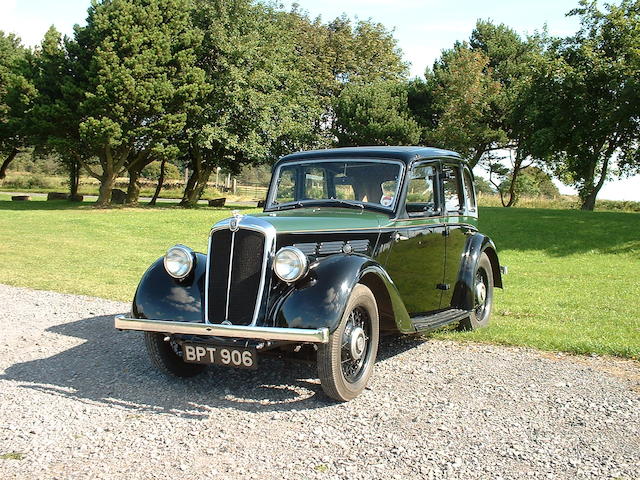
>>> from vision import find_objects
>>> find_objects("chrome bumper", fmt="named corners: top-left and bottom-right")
top-left (114, 315), bottom-right (329, 343)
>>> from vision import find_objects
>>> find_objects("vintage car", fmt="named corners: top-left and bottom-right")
top-left (115, 147), bottom-right (504, 401)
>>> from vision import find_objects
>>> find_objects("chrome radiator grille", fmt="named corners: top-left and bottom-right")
top-left (206, 227), bottom-right (266, 326)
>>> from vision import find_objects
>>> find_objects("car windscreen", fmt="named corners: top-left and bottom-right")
top-left (269, 160), bottom-right (403, 211)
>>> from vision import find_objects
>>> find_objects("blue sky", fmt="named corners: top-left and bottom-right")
top-left (1, 0), bottom-right (638, 200)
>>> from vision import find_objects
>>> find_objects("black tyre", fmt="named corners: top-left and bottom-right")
top-left (459, 252), bottom-right (494, 330)
top-left (317, 284), bottom-right (379, 401)
top-left (144, 332), bottom-right (207, 378)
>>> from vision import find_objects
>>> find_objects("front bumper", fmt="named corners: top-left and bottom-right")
top-left (114, 315), bottom-right (329, 344)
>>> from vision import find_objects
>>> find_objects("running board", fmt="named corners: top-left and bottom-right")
top-left (411, 308), bottom-right (470, 331)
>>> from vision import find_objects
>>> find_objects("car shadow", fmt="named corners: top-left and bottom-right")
top-left (1, 313), bottom-right (425, 418)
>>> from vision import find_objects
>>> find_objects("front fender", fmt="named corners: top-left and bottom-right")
top-left (451, 234), bottom-right (503, 310)
top-left (272, 254), bottom-right (411, 334)
top-left (132, 253), bottom-right (207, 322)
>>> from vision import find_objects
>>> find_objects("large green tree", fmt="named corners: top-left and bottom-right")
top-left (525, 0), bottom-right (640, 210)
top-left (178, 0), bottom-right (321, 207)
top-left (333, 81), bottom-right (420, 146)
top-left (0, 31), bottom-right (33, 179)
top-left (27, 27), bottom-right (88, 199)
top-left (64, 0), bottom-right (205, 206)
top-left (282, 9), bottom-right (408, 146)
top-left (421, 45), bottom-right (505, 167)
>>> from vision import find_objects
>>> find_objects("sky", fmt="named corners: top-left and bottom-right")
top-left (0, 0), bottom-right (638, 201)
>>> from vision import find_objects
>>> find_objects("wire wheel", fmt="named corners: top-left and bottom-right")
top-left (318, 284), bottom-right (379, 402)
top-left (459, 252), bottom-right (494, 330)
top-left (340, 306), bottom-right (371, 383)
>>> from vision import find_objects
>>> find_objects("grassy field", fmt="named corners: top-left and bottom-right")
top-left (0, 193), bottom-right (638, 359)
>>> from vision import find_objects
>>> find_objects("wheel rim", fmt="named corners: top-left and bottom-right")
top-left (340, 306), bottom-right (371, 383)
top-left (474, 268), bottom-right (489, 320)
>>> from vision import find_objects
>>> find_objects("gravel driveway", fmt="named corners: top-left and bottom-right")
top-left (0, 284), bottom-right (638, 480)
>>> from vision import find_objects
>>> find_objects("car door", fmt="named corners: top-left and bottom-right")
top-left (384, 161), bottom-right (446, 315)
top-left (440, 163), bottom-right (476, 308)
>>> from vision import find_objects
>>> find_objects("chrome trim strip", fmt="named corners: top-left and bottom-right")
top-left (115, 315), bottom-right (329, 343)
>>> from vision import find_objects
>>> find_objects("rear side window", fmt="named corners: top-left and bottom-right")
top-left (462, 168), bottom-right (477, 212)
top-left (442, 165), bottom-right (463, 214)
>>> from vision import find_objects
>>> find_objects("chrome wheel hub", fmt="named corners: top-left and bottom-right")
top-left (475, 281), bottom-right (486, 304)
top-left (349, 326), bottom-right (366, 360)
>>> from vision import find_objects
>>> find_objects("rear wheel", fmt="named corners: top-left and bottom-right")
top-left (459, 252), bottom-right (494, 330)
top-left (317, 284), bottom-right (379, 401)
top-left (144, 332), bottom-right (206, 377)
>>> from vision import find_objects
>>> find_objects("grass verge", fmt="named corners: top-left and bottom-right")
top-left (0, 194), bottom-right (638, 359)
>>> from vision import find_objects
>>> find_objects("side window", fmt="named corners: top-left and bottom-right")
top-left (303, 167), bottom-right (326, 199)
top-left (442, 165), bottom-right (463, 214)
top-left (463, 168), bottom-right (477, 212)
top-left (406, 164), bottom-right (438, 216)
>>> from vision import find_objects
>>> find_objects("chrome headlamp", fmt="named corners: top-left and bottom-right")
top-left (164, 244), bottom-right (194, 279)
top-left (273, 246), bottom-right (308, 283)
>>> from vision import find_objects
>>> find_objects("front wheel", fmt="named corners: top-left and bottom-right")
top-left (144, 332), bottom-right (207, 378)
top-left (317, 284), bottom-right (379, 401)
top-left (459, 251), bottom-right (494, 330)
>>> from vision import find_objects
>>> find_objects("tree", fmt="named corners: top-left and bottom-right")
top-left (177, 0), bottom-right (322, 207)
top-left (281, 9), bottom-right (408, 146)
top-left (62, 0), bottom-right (205, 206)
top-left (0, 31), bottom-right (33, 180)
top-left (26, 27), bottom-right (88, 199)
top-left (525, 0), bottom-right (640, 210)
top-left (333, 81), bottom-right (420, 146)
top-left (421, 45), bottom-right (505, 168)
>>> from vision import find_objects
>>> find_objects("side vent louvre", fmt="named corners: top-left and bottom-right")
top-left (318, 241), bottom-right (344, 255)
top-left (293, 243), bottom-right (318, 256)
top-left (293, 240), bottom-right (371, 256)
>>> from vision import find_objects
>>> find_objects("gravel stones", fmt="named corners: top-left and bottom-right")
top-left (0, 284), bottom-right (638, 479)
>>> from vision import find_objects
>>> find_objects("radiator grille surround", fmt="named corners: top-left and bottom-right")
top-left (205, 216), bottom-right (275, 326)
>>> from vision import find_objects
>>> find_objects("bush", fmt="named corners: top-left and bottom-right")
top-left (1, 173), bottom-right (61, 189)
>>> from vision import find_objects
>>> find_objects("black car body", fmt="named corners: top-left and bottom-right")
top-left (116, 147), bottom-right (504, 400)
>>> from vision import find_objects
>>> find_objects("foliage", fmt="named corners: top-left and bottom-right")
top-left (523, 0), bottom-right (640, 210)
top-left (64, 0), bottom-right (206, 206)
top-left (283, 9), bottom-right (408, 143)
top-left (0, 31), bottom-right (34, 178)
top-left (178, 0), bottom-right (322, 207)
top-left (333, 81), bottom-right (421, 146)
top-left (142, 161), bottom-right (181, 180)
top-left (1, 195), bottom-right (637, 359)
top-left (422, 46), bottom-right (505, 167)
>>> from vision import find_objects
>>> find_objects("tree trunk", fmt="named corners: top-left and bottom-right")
top-left (95, 173), bottom-right (117, 207)
top-left (149, 158), bottom-right (166, 206)
top-left (0, 148), bottom-right (19, 180)
top-left (579, 152), bottom-right (611, 211)
top-left (180, 146), bottom-right (215, 208)
top-left (125, 166), bottom-right (143, 205)
top-left (68, 160), bottom-right (80, 200)
top-left (180, 165), bottom-right (214, 207)
top-left (502, 149), bottom-right (526, 208)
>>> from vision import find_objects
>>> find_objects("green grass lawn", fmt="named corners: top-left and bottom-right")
top-left (0, 194), bottom-right (638, 359)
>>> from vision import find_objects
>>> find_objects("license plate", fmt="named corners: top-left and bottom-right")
top-left (182, 343), bottom-right (257, 369)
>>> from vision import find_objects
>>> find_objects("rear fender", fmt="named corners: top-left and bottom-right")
top-left (132, 253), bottom-right (207, 322)
top-left (451, 234), bottom-right (503, 310)
top-left (272, 254), bottom-right (412, 334)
